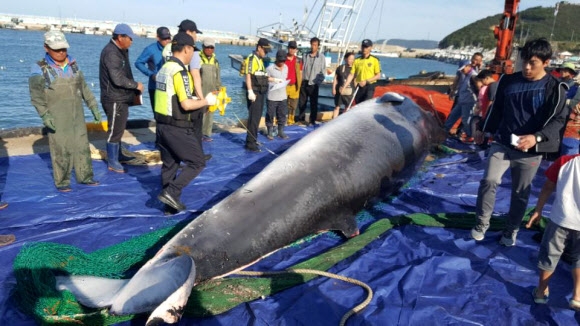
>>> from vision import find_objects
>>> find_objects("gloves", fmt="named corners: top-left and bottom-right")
top-left (41, 112), bottom-right (56, 131)
top-left (91, 108), bottom-right (102, 123)
top-left (205, 92), bottom-right (217, 106)
top-left (247, 89), bottom-right (256, 102)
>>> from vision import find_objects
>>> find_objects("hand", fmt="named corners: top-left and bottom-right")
top-left (91, 108), bottom-right (102, 123)
top-left (332, 88), bottom-right (336, 96)
top-left (515, 134), bottom-right (536, 152)
top-left (358, 80), bottom-right (367, 87)
top-left (474, 130), bottom-right (484, 145)
top-left (273, 78), bottom-right (283, 83)
top-left (205, 92), bottom-right (217, 106)
top-left (248, 89), bottom-right (256, 102)
top-left (525, 210), bottom-right (542, 229)
top-left (41, 112), bottom-right (56, 131)
top-left (136, 82), bottom-right (144, 93)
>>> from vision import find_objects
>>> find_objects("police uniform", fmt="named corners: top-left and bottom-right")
top-left (154, 57), bottom-right (205, 202)
top-left (243, 51), bottom-right (269, 151)
top-left (350, 54), bottom-right (381, 103)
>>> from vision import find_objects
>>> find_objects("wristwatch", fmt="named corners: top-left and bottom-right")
top-left (535, 133), bottom-right (543, 143)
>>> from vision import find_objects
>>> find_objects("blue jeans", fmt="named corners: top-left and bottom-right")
top-left (444, 102), bottom-right (475, 136)
top-left (474, 142), bottom-right (543, 232)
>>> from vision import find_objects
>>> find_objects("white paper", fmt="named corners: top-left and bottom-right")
top-left (510, 134), bottom-right (519, 147)
top-left (269, 79), bottom-right (290, 92)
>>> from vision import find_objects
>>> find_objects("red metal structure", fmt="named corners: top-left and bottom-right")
top-left (489, 0), bottom-right (521, 77)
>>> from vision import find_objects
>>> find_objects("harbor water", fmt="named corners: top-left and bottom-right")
top-left (0, 29), bottom-right (458, 131)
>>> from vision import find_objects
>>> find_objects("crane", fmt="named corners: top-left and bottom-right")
top-left (488, 0), bottom-right (521, 77)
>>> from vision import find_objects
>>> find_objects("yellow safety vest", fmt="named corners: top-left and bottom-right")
top-left (154, 59), bottom-right (198, 128)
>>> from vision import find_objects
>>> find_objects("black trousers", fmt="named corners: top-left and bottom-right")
top-left (157, 123), bottom-right (205, 199)
top-left (245, 91), bottom-right (265, 148)
top-left (266, 99), bottom-right (288, 127)
top-left (148, 89), bottom-right (156, 115)
top-left (102, 101), bottom-right (129, 143)
top-left (298, 82), bottom-right (319, 123)
top-left (354, 83), bottom-right (376, 105)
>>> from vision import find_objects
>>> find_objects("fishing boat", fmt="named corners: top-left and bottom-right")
top-left (229, 0), bottom-right (453, 113)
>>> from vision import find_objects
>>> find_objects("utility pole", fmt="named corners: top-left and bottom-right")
top-left (550, 2), bottom-right (559, 42)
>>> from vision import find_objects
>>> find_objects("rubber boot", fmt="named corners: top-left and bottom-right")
top-left (287, 109), bottom-right (295, 125)
top-left (118, 145), bottom-right (136, 162)
top-left (278, 125), bottom-right (289, 139)
top-left (106, 142), bottom-right (125, 173)
top-left (266, 127), bottom-right (274, 140)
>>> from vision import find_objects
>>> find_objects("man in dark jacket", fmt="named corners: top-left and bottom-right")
top-left (471, 38), bottom-right (570, 247)
top-left (99, 23), bottom-right (144, 173)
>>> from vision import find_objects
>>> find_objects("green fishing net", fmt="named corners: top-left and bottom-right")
top-left (12, 209), bottom-right (543, 325)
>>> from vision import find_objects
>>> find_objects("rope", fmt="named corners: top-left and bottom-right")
top-left (344, 86), bottom-right (360, 112)
top-left (233, 112), bottom-right (278, 156)
top-left (235, 268), bottom-right (373, 326)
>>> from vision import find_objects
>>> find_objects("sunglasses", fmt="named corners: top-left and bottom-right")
top-left (49, 48), bottom-right (67, 53)
top-left (205, 46), bottom-right (215, 49)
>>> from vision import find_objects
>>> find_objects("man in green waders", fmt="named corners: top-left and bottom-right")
top-left (200, 37), bottom-right (222, 142)
top-left (29, 31), bottom-right (101, 192)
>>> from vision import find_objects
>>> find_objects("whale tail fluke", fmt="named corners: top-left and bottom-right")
top-left (57, 254), bottom-right (196, 323)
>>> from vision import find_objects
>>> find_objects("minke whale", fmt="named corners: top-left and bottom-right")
top-left (55, 92), bottom-right (445, 325)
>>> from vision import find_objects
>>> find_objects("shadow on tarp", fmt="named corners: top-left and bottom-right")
top-left (1, 124), bottom-right (580, 325)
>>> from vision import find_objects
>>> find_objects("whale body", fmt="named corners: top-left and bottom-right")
top-left (56, 93), bottom-right (445, 325)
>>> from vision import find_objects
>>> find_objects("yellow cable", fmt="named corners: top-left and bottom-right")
top-left (235, 268), bottom-right (373, 326)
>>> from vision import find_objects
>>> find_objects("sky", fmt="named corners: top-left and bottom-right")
top-left (1, 0), bottom-right (572, 41)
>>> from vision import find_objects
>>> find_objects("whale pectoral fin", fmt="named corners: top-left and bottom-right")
top-left (55, 275), bottom-right (129, 308)
top-left (110, 255), bottom-right (196, 316)
top-left (318, 211), bottom-right (359, 238)
top-left (146, 256), bottom-right (197, 325)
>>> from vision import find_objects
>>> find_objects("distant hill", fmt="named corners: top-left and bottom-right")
top-left (439, 2), bottom-right (580, 52)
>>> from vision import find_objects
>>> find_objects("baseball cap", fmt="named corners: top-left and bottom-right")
top-left (276, 49), bottom-right (287, 62)
top-left (458, 59), bottom-right (471, 70)
top-left (178, 19), bottom-right (203, 34)
top-left (172, 32), bottom-right (195, 47)
top-left (44, 31), bottom-right (69, 49)
top-left (362, 39), bottom-right (373, 47)
top-left (559, 62), bottom-right (577, 76)
top-left (203, 38), bottom-right (216, 47)
top-left (113, 23), bottom-right (137, 39)
top-left (157, 27), bottom-right (171, 40)
top-left (288, 40), bottom-right (297, 49)
top-left (257, 38), bottom-right (271, 48)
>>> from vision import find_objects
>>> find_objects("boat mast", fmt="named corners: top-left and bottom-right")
top-left (315, 0), bottom-right (365, 62)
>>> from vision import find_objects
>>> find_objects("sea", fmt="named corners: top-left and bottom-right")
top-left (0, 29), bottom-right (458, 131)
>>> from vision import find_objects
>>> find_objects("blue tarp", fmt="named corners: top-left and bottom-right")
top-left (1, 126), bottom-right (578, 325)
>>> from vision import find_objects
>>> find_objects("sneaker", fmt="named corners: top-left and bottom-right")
top-left (461, 137), bottom-right (474, 144)
top-left (470, 223), bottom-right (488, 241)
top-left (499, 229), bottom-right (518, 247)
top-left (81, 179), bottom-right (100, 186)
top-left (570, 299), bottom-right (580, 311)
top-left (202, 136), bottom-right (213, 142)
top-left (532, 288), bottom-right (549, 304)
top-left (57, 185), bottom-right (72, 192)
